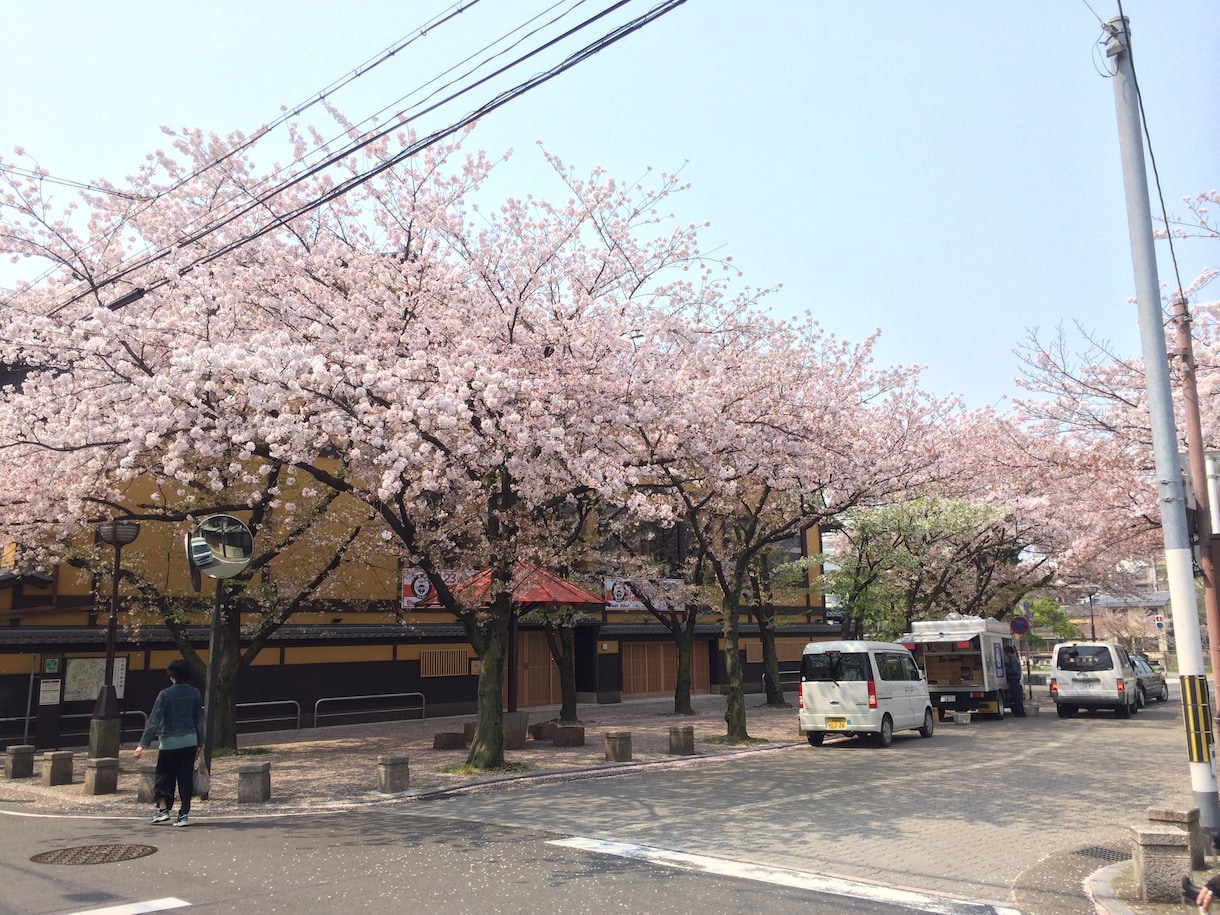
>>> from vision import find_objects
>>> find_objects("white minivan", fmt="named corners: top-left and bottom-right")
top-left (1050, 641), bottom-right (1139, 719)
top-left (797, 640), bottom-right (935, 748)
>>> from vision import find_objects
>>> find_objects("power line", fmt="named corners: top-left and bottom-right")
top-left (43, 0), bottom-right (683, 315)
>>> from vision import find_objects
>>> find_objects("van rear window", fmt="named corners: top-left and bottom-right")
top-left (802, 651), bottom-right (870, 682)
top-left (1057, 646), bottom-right (1114, 672)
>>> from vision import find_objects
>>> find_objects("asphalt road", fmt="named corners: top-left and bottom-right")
top-left (0, 689), bottom-right (1192, 915)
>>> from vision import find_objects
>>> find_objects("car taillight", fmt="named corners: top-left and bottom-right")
top-left (867, 679), bottom-right (877, 709)
top-left (1050, 678), bottom-right (1058, 695)
top-left (1117, 678), bottom-right (1126, 692)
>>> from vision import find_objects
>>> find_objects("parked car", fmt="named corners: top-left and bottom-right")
top-left (1130, 654), bottom-right (1170, 705)
top-left (1049, 641), bottom-right (1139, 719)
top-left (797, 640), bottom-right (935, 748)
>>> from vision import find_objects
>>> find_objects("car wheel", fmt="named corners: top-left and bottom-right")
top-left (807, 731), bottom-right (825, 747)
top-left (875, 715), bottom-right (894, 748)
top-left (919, 708), bottom-right (934, 738)
top-left (937, 708), bottom-right (948, 722)
top-left (1158, 682), bottom-right (1170, 702)
top-left (1056, 704), bottom-right (1073, 718)
top-left (994, 699), bottom-right (1005, 721)
top-left (1136, 687), bottom-right (1146, 708)
top-left (1117, 700), bottom-right (1132, 719)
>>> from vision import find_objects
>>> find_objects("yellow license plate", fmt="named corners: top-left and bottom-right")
top-left (827, 718), bottom-right (846, 729)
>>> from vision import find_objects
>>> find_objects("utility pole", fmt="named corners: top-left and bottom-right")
top-left (1106, 16), bottom-right (1220, 830)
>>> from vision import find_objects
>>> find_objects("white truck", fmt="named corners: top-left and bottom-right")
top-left (899, 617), bottom-right (1017, 720)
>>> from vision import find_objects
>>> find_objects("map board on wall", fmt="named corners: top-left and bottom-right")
top-left (62, 657), bottom-right (127, 702)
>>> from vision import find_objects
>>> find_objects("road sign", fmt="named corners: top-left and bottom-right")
top-left (1010, 616), bottom-right (1030, 636)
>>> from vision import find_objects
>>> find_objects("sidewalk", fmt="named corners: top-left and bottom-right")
top-left (0, 695), bottom-right (801, 814)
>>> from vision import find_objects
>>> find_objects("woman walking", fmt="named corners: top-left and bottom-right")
top-left (133, 658), bottom-right (204, 826)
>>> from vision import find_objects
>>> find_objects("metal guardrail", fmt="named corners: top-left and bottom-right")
top-left (236, 700), bottom-right (301, 730)
top-left (313, 692), bottom-right (425, 727)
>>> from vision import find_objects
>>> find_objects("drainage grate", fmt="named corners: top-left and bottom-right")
top-left (1074, 846), bottom-right (1131, 862)
top-left (31, 844), bottom-right (158, 866)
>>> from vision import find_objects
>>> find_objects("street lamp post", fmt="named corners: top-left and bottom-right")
top-left (89, 519), bottom-right (140, 759)
top-left (1088, 592), bottom-right (1097, 641)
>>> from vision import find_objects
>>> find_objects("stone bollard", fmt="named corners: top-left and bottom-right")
top-left (237, 761), bottom-right (271, 804)
top-left (463, 722), bottom-right (477, 745)
top-left (84, 757), bottom-right (120, 796)
top-left (604, 731), bottom-right (632, 762)
top-left (4, 745), bottom-right (35, 780)
top-left (1130, 826), bottom-right (1191, 903)
top-left (433, 732), bottom-right (466, 750)
top-left (1147, 806), bottom-right (1205, 870)
top-left (668, 725), bottom-right (695, 756)
top-left (953, 712), bottom-right (971, 725)
top-left (553, 726), bottom-right (585, 747)
top-left (377, 755), bottom-right (410, 794)
top-left (138, 764), bottom-right (157, 803)
top-left (42, 751), bottom-right (75, 786)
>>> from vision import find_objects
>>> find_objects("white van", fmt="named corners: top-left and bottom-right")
top-left (797, 640), bottom-right (935, 748)
top-left (1050, 642), bottom-right (1139, 719)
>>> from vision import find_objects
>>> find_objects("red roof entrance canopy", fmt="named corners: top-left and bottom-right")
top-left (454, 561), bottom-right (603, 610)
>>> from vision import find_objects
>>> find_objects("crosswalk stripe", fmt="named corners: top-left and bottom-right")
top-left (66, 899), bottom-right (190, 915)
top-left (549, 837), bottom-right (1020, 915)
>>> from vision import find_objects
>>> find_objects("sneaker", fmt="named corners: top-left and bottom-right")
top-left (173, 814), bottom-right (189, 827)
top-left (149, 810), bottom-right (171, 824)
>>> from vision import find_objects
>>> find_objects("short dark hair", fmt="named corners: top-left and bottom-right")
top-left (1004, 645), bottom-right (1016, 654)
top-left (167, 658), bottom-right (191, 682)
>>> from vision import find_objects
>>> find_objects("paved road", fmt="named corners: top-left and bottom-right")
top-left (0, 690), bottom-right (1194, 914)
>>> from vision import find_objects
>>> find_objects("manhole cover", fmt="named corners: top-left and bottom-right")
top-left (31, 844), bottom-right (158, 865)
top-left (1074, 845), bottom-right (1130, 862)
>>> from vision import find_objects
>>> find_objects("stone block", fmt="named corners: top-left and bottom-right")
top-left (377, 755), bottom-right (409, 793)
top-left (530, 722), bottom-right (557, 742)
top-left (4, 745), bottom-right (34, 779)
top-left (462, 722), bottom-right (476, 745)
top-left (237, 761), bottom-right (271, 804)
top-left (1131, 825), bottom-right (1191, 903)
top-left (84, 757), bottom-right (120, 795)
top-left (953, 712), bottom-right (971, 725)
top-left (553, 726), bottom-right (585, 747)
top-left (604, 731), bottom-right (632, 762)
top-left (42, 750), bottom-right (75, 786)
top-left (138, 763), bottom-right (157, 803)
top-left (1147, 805), bottom-right (1205, 870)
top-left (668, 725), bottom-right (695, 755)
top-left (433, 732), bottom-right (466, 750)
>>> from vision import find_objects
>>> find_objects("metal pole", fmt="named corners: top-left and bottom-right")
top-left (1088, 593), bottom-right (1096, 640)
top-left (1106, 15), bottom-right (1220, 829)
top-left (202, 579), bottom-right (224, 770)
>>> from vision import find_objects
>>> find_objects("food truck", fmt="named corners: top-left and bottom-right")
top-left (900, 616), bottom-right (1016, 720)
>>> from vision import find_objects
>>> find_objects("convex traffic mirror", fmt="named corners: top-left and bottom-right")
top-left (185, 514), bottom-right (253, 581)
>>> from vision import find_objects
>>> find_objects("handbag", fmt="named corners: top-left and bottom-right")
top-left (193, 761), bottom-right (211, 798)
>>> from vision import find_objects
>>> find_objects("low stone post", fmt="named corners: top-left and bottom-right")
top-left (668, 725), bottom-right (695, 755)
top-left (237, 761), bottom-right (271, 804)
top-left (553, 726), bottom-right (585, 747)
top-left (953, 711), bottom-right (971, 725)
top-left (84, 757), bottom-right (120, 795)
top-left (42, 750), bottom-right (74, 786)
top-left (138, 763), bottom-right (157, 803)
top-left (1130, 826), bottom-right (1192, 903)
top-left (1147, 806), bottom-right (1205, 870)
top-left (604, 731), bottom-right (632, 762)
top-left (377, 755), bottom-right (410, 794)
top-left (4, 745), bottom-right (35, 779)
top-left (432, 732), bottom-right (466, 750)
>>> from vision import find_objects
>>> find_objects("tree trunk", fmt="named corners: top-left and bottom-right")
top-left (722, 597), bottom-right (749, 741)
top-left (673, 618), bottom-right (695, 716)
top-left (467, 612), bottom-right (508, 769)
top-left (754, 606), bottom-right (786, 707)
top-left (556, 626), bottom-right (578, 725)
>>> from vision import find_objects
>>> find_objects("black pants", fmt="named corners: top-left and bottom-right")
top-left (154, 745), bottom-right (196, 815)
top-left (1007, 682), bottom-right (1026, 715)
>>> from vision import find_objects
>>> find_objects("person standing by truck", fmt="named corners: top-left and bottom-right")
top-left (1003, 645), bottom-right (1027, 717)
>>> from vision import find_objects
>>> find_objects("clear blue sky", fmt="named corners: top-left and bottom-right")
top-left (3, 0), bottom-right (1216, 408)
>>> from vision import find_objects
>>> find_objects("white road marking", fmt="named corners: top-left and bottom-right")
top-left (549, 837), bottom-right (1021, 915)
top-left (65, 899), bottom-right (190, 914)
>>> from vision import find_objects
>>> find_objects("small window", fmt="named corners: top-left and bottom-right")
top-left (1057, 646), bottom-right (1114, 672)
top-left (802, 651), bottom-right (870, 682)
top-left (876, 652), bottom-right (906, 682)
